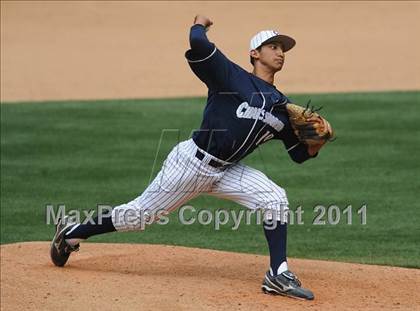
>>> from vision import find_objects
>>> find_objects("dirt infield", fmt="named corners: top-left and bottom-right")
top-left (1, 1), bottom-right (420, 102)
top-left (1, 242), bottom-right (419, 311)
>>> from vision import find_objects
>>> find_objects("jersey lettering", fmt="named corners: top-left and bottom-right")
top-left (236, 102), bottom-right (285, 132)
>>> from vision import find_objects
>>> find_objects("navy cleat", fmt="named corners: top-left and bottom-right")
top-left (50, 216), bottom-right (79, 267)
top-left (262, 270), bottom-right (314, 300)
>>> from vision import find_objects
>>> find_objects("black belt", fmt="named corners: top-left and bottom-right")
top-left (195, 149), bottom-right (227, 169)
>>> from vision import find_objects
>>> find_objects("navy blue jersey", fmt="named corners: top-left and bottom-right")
top-left (185, 25), bottom-right (313, 164)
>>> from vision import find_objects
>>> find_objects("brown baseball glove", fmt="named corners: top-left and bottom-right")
top-left (286, 102), bottom-right (334, 155)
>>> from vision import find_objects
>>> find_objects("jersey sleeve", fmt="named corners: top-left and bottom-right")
top-left (185, 24), bottom-right (236, 90)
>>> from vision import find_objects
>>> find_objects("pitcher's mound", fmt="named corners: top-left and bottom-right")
top-left (1, 242), bottom-right (418, 310)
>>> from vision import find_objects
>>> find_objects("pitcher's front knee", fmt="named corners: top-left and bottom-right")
top-left (257, 191), bottom-right (289, 224)
top-left (263, 203), bottom-right (289, 224)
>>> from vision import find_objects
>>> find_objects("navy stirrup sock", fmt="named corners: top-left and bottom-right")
top-left (65, 215), bottom-right (116, 240)
top-left (263, 221), bottom-right (288, 276)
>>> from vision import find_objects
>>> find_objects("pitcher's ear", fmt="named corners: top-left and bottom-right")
top-left (250, 49), bottom-right (259, 65)
top-left (250, 49), bottom-right (259, 59)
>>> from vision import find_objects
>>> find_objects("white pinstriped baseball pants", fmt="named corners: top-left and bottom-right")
top-left (111, 139), bottom-right (289, 231)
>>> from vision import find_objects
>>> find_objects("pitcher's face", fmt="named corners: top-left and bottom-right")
top-left (255, 42), bottom-right (285, 72)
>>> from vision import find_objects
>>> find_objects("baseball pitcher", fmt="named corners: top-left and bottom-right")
top-left (51, 15), bottom-right (334, 300)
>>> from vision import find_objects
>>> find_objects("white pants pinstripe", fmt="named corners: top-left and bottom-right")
top-left (111, 139), bottom-right (289, 231)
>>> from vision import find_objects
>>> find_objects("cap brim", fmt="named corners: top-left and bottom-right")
top-left (262, 34), bottom-right (296, 52)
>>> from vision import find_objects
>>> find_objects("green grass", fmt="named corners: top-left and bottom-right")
top-left (1, 91), bottom-right (420, 268)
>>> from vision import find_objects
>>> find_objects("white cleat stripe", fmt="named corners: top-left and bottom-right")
top-left (265, 275), bottom-right (284, 293)
top-left (65, 223), bottom-right (79, 236)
